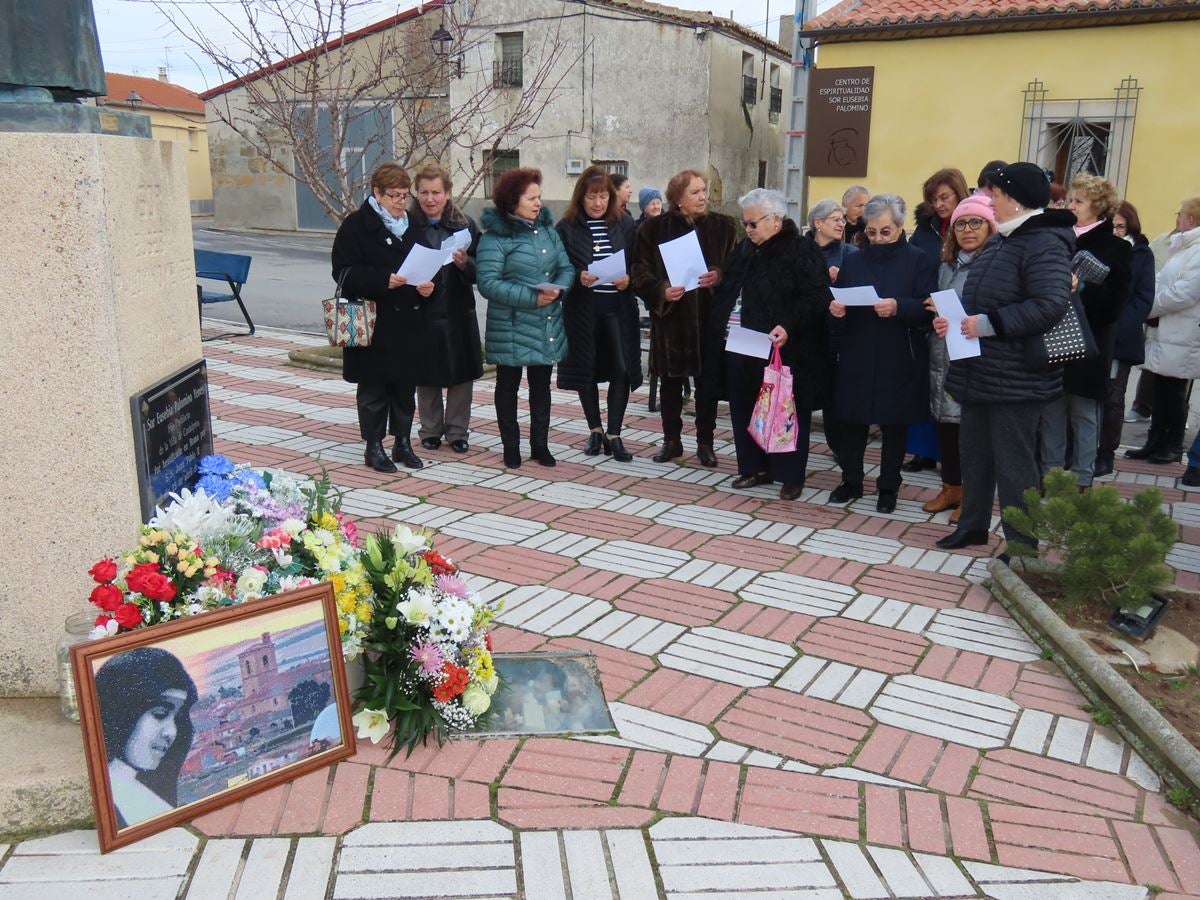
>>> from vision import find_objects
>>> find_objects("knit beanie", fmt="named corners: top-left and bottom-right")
top-left (950, 194), bottom-right (996, 228)
top-left (995, 162), bottom-right (1050, 209)
top-left (638, 187), bottom-right (662, 209)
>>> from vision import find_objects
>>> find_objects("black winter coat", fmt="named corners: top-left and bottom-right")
top-left (555, 213), bottom-right (644, 391)
top-left (630, 209), bottom-right (738, 379)
top-left (406, 202), bottom-right (484, 387)
top-left (1063, 218), bottom-right (1132, 400)
top-left (946, 209), bottom-right (1076, 405)
top-left (1114, 238), bottom-right (1155, 364)
top-left (703, 219), bottom-right (832, 409)
top-left (830, 233), bottom-right (938, 425)
top-left (910, 203), bottom-right (948, 262)
top-left (331, 200), bottom-right (424, 385)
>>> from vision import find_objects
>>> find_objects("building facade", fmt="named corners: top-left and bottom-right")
top-left (793, 2), bottom-right (1200, 236)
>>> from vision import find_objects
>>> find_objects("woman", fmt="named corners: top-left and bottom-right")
top-left (1128, 197), bottom-right (1200, 466)
top-left (706, 188), bottom-right (830, 499)
top-left (410, 164), bottom-right (483, 455)
top-left (911, 168), bottom-right (970, 262)
top-left (923, 194), bottom-right (997, 520)
top-left (611, 174), bottom-right (633, 217)
top-left (842, 185), bottom-right (870, 248)
top-left (630, 168), bottom-right (738, 466)
top-left (1040, 174), bottom-right (1131, 489)
top-left (637, 187), bottom-right (663, 227)
top-left (96, 648), bottom-right (197, 828)
top-left (556, 165), bottom-right (643, 462)
top-left (1096, 201), bottom-right (1157, 475)
top-left (477, 167), bottom-right (574, 469)
top-left (935, 162), bottom-right (1074, 550)
top-left (827, 194), bottom-right (938, 512)
top-left (806, 199), bottom-right (858, 284)
top-left (331, 163), bottom-right (434, 473)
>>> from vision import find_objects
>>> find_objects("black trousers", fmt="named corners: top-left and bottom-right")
top-left (1146, 373), bottom-right (1190, 455)
top-left (936, 421), bottom-right (962, 486)
top-left (659, 376), bottom-right (717, 444)
top-left (1098, 361), bottom-right (1133, 462)
top-left (495, 364), bottom-right (552, 451)
top-left (726, 352), bottom-right (810, 484)
top-left (828, 418), bottom-right (907, 493)
top-left (356, 382), bottom-right (415, 442)
top-left (959, 401), bottom-right (1040, 544)
top-left (577, 309), bottom-right (631, 436)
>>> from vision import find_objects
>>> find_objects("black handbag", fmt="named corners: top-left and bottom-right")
top-left (1024, 293), bottom-right (1098, 370)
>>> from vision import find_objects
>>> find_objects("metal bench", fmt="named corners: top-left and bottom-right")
top-left (196, 249), bottom-right (254, 339)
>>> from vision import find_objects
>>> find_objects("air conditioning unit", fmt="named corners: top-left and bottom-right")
top-left (566, 158), bottom-right (585, 175)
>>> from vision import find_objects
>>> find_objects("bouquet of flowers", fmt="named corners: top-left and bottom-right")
top-left (352, 525), bottom-right (502, 756)
top-left (84, 455), bottom-right (372, 658)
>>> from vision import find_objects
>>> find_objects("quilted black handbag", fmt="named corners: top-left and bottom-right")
top-left (1024, 292), bottom-right (1098, 370)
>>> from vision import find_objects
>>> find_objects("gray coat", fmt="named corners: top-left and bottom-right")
top-left (928, 255), bottom-right (985, 424)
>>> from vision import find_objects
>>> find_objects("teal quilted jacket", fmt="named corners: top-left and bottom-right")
top-left (478, 206), bottom-right (574, 367)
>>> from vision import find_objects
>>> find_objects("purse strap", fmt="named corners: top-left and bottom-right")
top-left (334, 267), bottom-right (352, 332)
top-left (769, 344), bottom-right (783, 370)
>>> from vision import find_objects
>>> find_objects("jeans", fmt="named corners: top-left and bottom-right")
top-left (1040, 393), bottom-right (1101, 486)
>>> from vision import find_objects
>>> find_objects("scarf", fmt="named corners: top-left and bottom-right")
top-left (368, 196), bottom-right (409, 240)
top-left (1073, 218), bottom-right (1105, 238)
top-left (997, 208), bottom-right (1043, 237)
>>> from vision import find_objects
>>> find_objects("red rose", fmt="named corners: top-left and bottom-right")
top-left (88, 558), bottom-right (118, 584)
top-left (124, 563), bottom-right (159, 594)
top-left (89, 583), bottom-right (124, 612)
top-left (113, 603), bottom-right (143, 629)
top-left (125, 563), bottom-right (177, 601)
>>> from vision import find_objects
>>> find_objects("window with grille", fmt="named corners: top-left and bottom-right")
top-left (742, 52), bottom-right (757, 106)
top-left (768, 64), bottom-right (782, 123)
top-left (494, 33), bottom-right (523, 87)
top-left (484, 149), bottom-right (520, 197)
top-left (592, 159), bottom-right (628, 177)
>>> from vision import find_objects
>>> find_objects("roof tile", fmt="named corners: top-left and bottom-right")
top-left (805, 0), bottom-right (1198, 30)
top-left (101, 72), bottom-right (204, 113)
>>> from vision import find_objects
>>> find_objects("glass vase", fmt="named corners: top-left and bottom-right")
top-left (57, 611), bottom-right (94, 723)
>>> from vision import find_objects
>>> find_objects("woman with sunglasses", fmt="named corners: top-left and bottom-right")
top-left (921, 195), bottom-right (997, 521)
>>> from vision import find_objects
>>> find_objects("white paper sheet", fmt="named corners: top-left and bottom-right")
top-left (657, 230), bottom-right (708, 292)
top-left (440, 228), bottom-right (472, 263)
top-left (725, 325), bottom-right (772, 359)
top-left (396, 242), bottom-right (447, 284)
top-left (931, 288), bottom-right (982, 360)
top-left (532, 282), bottom-right (567, 293)
top-left (586, 249), bottom-right (627, 286)
top-left (830, 285), bottom-right (881, 307)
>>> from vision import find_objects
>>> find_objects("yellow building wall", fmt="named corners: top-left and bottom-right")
top-left (146, 108), bottom-right (213, 206)
top-left (807, 21), bottom-right (1200, 236)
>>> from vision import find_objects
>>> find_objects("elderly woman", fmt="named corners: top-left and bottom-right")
top-left (332, 162), bottom-right (435, 472)
top-left (477, 167), bottom-right (574, 469)
top-left (827, 194), bottom-right (938, 513)
top-left (922, 194), bottom-right (997, 520)
top-left (556, 165), bottom-right (643, 462)
top-left (637, 187), bottom-right (663, 227)
top-left (842, 185), bottom-right (869, 247)
top-left (409, 164), bottom-right (482, 455)
top-left (704, 189), bottom-right (830, 499)
top-left (631, 168), bottom-right (738, 466)
top-left (806, 199), bottom-right (858, 284)
top-left (935, 162), bottom-right (1074, 550)
top-left (1039, 174), bottom-right (1131, 489)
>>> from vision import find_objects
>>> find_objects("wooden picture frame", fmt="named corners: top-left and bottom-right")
top-left (72, 582), bottom-right (356, 852)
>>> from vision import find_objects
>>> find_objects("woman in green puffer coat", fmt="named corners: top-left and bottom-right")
top-left (477, 167), bottom-right (574, 469)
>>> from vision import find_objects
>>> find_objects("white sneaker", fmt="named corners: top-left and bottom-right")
top-left (1123, 410), bottom-right (1149, 423)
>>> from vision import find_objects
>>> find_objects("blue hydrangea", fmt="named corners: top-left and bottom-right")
top-left (233, 468), bottom-right (266, 490)
top-left (198, 454), bottom-right (235, 476)
top-left (195, 473), bottom-right (233, 502)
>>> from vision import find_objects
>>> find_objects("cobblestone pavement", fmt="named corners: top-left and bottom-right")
top-left (4, 328), bottom-right (1199, 899)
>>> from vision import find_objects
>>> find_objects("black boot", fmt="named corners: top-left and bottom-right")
top-left (364, 440), bottom-right (397, 473)
top-left (391, 437), bottom-right (423, 469)
top-left (936, 527), bottom-right (989, 550)
top-left (653, 439), bottom-right (684, 463)
top-left (584, 431), bottom-right (607, 456)
top-left (530, 446), bottom-right (557, 467)
top-left (607, 436), bottom-right (632, 462)
top-left (503, 445), bottom-right (522, 469)
top-left (1126, 423), bottom-right (1163, 460)
top-left (1149, 426), bottom-right (1185, 464)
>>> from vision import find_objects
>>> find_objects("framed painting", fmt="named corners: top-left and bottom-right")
top-left (72, 582), bottom-right (355, 852)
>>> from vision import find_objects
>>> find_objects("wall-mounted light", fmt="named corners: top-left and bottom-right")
top-left (126, 90), bottom-right (143, 109)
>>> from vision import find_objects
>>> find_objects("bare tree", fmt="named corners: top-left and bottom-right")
top-left (159, 0), bottom-right (579, 224)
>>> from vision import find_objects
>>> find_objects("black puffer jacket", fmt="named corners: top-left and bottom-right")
top-left (946, 209), bottom-right (1075, 405)
top-left (910, 202), bottom-right (947, 262)
top-left (555, 213), bottom-right (644, 392)
top-left (702, 219), bottom-right (832, 409)
top-left (1114, 238), bottom-right (1155, 364)
top-left (1063, 218), bottom-right (1132, 400)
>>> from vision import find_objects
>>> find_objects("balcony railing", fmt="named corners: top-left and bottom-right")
top-left (493, 59), bottom-right (523, 88)
top-left (742, 74), bottom-right (758, 106)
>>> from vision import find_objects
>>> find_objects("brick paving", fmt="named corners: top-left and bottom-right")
top-left (4, 328), bottom-right (1200, 899)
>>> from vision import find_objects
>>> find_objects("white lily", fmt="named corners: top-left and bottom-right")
top-left (352, 707), bottom-right (390, 743)
top-left (397, 588), bottom-right (436, 625)
top-left (391, 525), bottom-right (429, 556)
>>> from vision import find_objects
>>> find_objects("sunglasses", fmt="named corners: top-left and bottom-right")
top-left (742, 214), bottom-right (775, 230)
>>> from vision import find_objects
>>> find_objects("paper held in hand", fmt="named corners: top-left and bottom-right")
top-left (657, 230), bottom-right (707, 292)
top-left (586, 249), bottom-right (627, 286)
top-left (726, 325), bottom-right (772, 359)
top-left (830, 285), bottom-right (881, 307)
top-left (532, 282), bottom-right (567, 293)
top-left (930, 288), bottom-right (982, 360)
top-left (396, 243), bottom-right (447, 284)
top-left (439, 229), bottom-right (472, 264)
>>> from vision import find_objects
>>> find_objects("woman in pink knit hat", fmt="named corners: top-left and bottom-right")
top-left (922, 194), bottom-right (997, 520)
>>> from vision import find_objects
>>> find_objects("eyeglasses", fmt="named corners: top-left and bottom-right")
top-left (953, 218), bottom-right (987, 232)
top-left (742, 214), bottom-right (774, 230)
top-left (1112, 222), bottom-right (1128, 233)
top-left (819, 216), bottom-right (846, 226)
top-left (865, 227), bottom-right (896, 240)
top-left (383, 190), bottom-right (410, 202)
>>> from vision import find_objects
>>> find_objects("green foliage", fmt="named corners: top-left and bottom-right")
top-left (1084, 703), bottom-right (1114, 727)
top-left (1167, 786), bottom-right (1196, 813)
top-left (1002, 469), bottom-right (1177, 610)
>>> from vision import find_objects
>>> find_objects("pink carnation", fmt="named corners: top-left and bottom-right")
top-left (338, 513), bottom-right (359, 547)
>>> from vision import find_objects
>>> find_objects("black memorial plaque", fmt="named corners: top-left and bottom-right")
top-left (130, 361), bottom-right (213, 519)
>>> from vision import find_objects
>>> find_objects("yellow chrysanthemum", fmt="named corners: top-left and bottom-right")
top-left (338, 618), bottom-right (348, 635)
top-left (355, 602), bottom-right (372, 622)
top-left (337, 593), bottom-right (357, 614)
top-left (471, 649), bottom-right (495, 682)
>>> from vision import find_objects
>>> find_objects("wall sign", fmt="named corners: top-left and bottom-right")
top-left (805, 66), bottom-right (875, 178)
top-left (131, 360), bottom-right (213, 519)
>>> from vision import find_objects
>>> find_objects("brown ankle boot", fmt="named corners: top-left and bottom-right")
top-left (922, 484), bottom-right (962, 513)
top-left (949, 505), bottom-right (961, 524)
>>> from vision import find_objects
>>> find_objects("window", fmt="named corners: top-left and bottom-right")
top-left (768, 64), bottom-right (782, 124)
top-left (484, 149), bottom-right (520, 197)
top-left (495, 33), bottom-right (523, 87)
top-left (758, 160), bottom-right (767, 188)
top-left (188, 127), bottom-right (201, 152)
top-left (742, 52), bottom-right (757, 106)
top-left (262, 655), bottom-right (269, 666)
top-left (592, 159), bottom-right (628, 177)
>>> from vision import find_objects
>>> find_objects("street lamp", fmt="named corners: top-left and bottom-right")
top-left (430, 24), bottom-right (453, 57)
top-left (125, 90), bottom-right (142, 109)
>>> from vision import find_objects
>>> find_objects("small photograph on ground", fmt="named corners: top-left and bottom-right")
top-left (467, 652), bottom-right (614, 737)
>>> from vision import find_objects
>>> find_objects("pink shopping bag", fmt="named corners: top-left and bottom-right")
top-left (748, 346), bottom-right (798, 454)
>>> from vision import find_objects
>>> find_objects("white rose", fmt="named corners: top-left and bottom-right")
top-left (460, 684), bottom-right (491, 716)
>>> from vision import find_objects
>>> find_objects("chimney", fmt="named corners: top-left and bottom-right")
top-left (158, 66), bottom-right (169, 83)
top-left (777, 14), bottom-right (793, 52)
